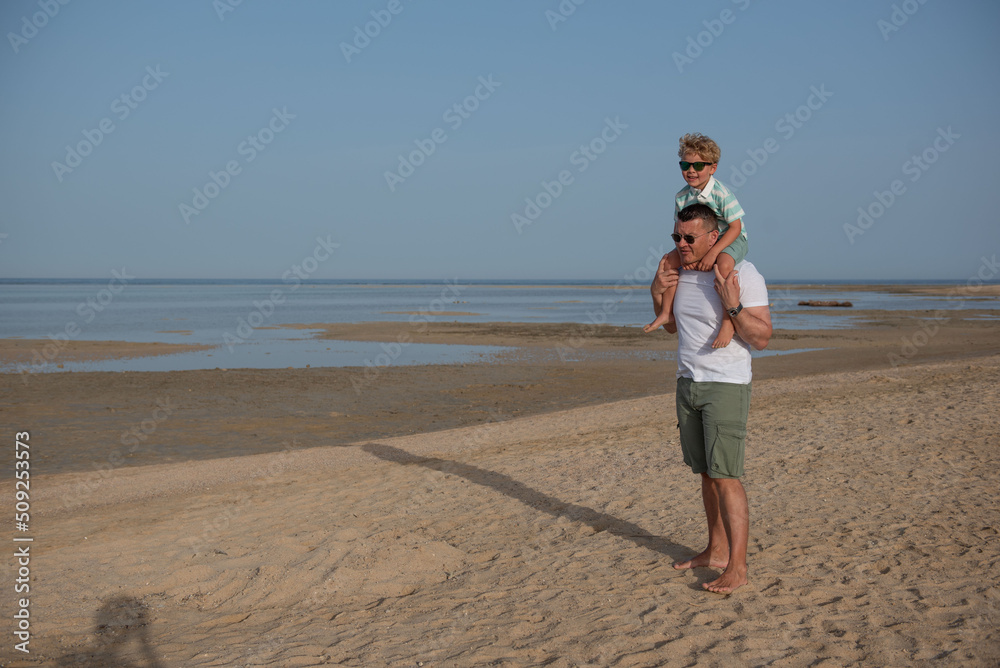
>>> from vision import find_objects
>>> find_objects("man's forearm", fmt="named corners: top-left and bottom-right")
top-left (731, 307), bottom-right (771, 350)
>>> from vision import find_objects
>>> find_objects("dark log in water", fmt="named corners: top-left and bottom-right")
top-left (797, 300), bottom-right (853, 307)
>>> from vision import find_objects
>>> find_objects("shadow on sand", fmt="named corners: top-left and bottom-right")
top-left (57, 595), bottom-right (164, 667)
top-left (362, 442), bottom-right (689, 561)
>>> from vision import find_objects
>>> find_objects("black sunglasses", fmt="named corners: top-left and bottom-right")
top-left (679, 161), bottom-right (714, 171)
top-left (671, 230), bottom-right (713, 244)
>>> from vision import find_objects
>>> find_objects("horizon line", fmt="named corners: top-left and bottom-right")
top-left (0, 277), bottom-right (995, 285)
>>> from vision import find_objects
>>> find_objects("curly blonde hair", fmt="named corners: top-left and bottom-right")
top-left (678, 133), bottom-right (721, 164)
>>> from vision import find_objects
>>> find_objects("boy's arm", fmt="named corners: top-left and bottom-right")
top-left (691, 218), bottom-right (741, 272)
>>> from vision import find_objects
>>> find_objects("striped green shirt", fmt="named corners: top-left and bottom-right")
top-left (674, 176), bottom-right (747, 241)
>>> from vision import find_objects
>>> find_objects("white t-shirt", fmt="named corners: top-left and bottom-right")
top-left (674, 260), bottom-right (769, 384)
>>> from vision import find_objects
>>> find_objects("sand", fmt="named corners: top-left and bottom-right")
top-left (1, 309), bottom-right (999, 666)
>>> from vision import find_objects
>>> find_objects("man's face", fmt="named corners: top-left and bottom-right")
top-left (673, 218), bottom-right (718, 265)
top-left (681, 151), bottom-right (717, 191)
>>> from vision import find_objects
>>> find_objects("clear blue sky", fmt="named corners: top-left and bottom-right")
top-left (2, 0), bottom-right (998, 281)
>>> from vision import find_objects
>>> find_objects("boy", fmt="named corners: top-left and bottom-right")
top-left (643, 133), bottom-right (748, 347)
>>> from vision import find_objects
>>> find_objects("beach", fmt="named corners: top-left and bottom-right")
top-left (1, 305), bottom-right (999, 665)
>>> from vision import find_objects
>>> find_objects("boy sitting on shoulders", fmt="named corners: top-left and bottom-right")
top-left (644, 133), bottom-right (749, 348)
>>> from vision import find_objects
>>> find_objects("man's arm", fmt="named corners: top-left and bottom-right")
top-left (713, 265), bottom-right (771, 350)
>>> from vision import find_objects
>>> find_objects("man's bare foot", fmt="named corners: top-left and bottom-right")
top-left (702, 566), bottom-right (748, 594)
top-left (711, 319), bottom-right (735, 348)
top-left (672, 548), bottom-right (728, 570)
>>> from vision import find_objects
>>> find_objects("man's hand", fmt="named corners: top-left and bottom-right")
top-left (713, 264), bottom-right (772, 350)
top-left (714, 264), bottom-right (740, 311)
top-left (651, 255), bottom-right (679, 297)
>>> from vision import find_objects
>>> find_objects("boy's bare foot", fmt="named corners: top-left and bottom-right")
top-left (672, 548), bottom-right (728, 571)
top-left (643, 313), bottom-right (673, 333)
top-left (702, 566), bottom-right (748, 594)
top-left (711, 318), bottom-right (735, 348)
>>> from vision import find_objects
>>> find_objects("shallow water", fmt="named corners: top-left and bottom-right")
top-left (23, 336), bottom-right (516, 374)
top-left (2, 280), bottom-right (994, 372)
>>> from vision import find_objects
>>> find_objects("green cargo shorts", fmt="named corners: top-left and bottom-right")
top-left (676, 377), bottom-right (751, 479)
top-left (719, 233), bottom-right (748, 265)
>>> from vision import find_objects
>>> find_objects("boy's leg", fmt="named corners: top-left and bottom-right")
top-left (712, 253), bottom-right (736, 348)
top-left (644, 250), bottom-right (681, 333)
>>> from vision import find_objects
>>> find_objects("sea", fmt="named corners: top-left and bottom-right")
top-left (2, 279), bottom-right (998, 373)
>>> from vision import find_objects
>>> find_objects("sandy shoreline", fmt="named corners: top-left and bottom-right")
top-left (1, 311), bottom-right (999, 665)
top-left (4, 312), bottom-right (999, 477)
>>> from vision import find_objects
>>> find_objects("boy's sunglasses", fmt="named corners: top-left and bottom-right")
top-left (671, 231), bottom-right (713, 244)
top-left (679, 161), bottom-right (714, 171)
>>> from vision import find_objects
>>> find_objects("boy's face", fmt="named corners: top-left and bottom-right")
top-left (681, 151), bottom-right (717, 191)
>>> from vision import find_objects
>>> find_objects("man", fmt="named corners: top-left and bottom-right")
top-left (650, 202), bottom-right (772, 593)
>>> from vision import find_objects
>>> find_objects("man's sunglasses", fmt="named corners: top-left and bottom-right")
top-left (679, 161), bottom-right (715, 171)
top-left (671, 230), bottom-right (713, 244)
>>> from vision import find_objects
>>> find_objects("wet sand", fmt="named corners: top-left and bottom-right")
top-left (1, 309), bottom-right (998, 666)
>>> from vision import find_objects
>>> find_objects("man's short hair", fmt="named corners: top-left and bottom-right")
top-left (677, 203), bottom-right (719, 233)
